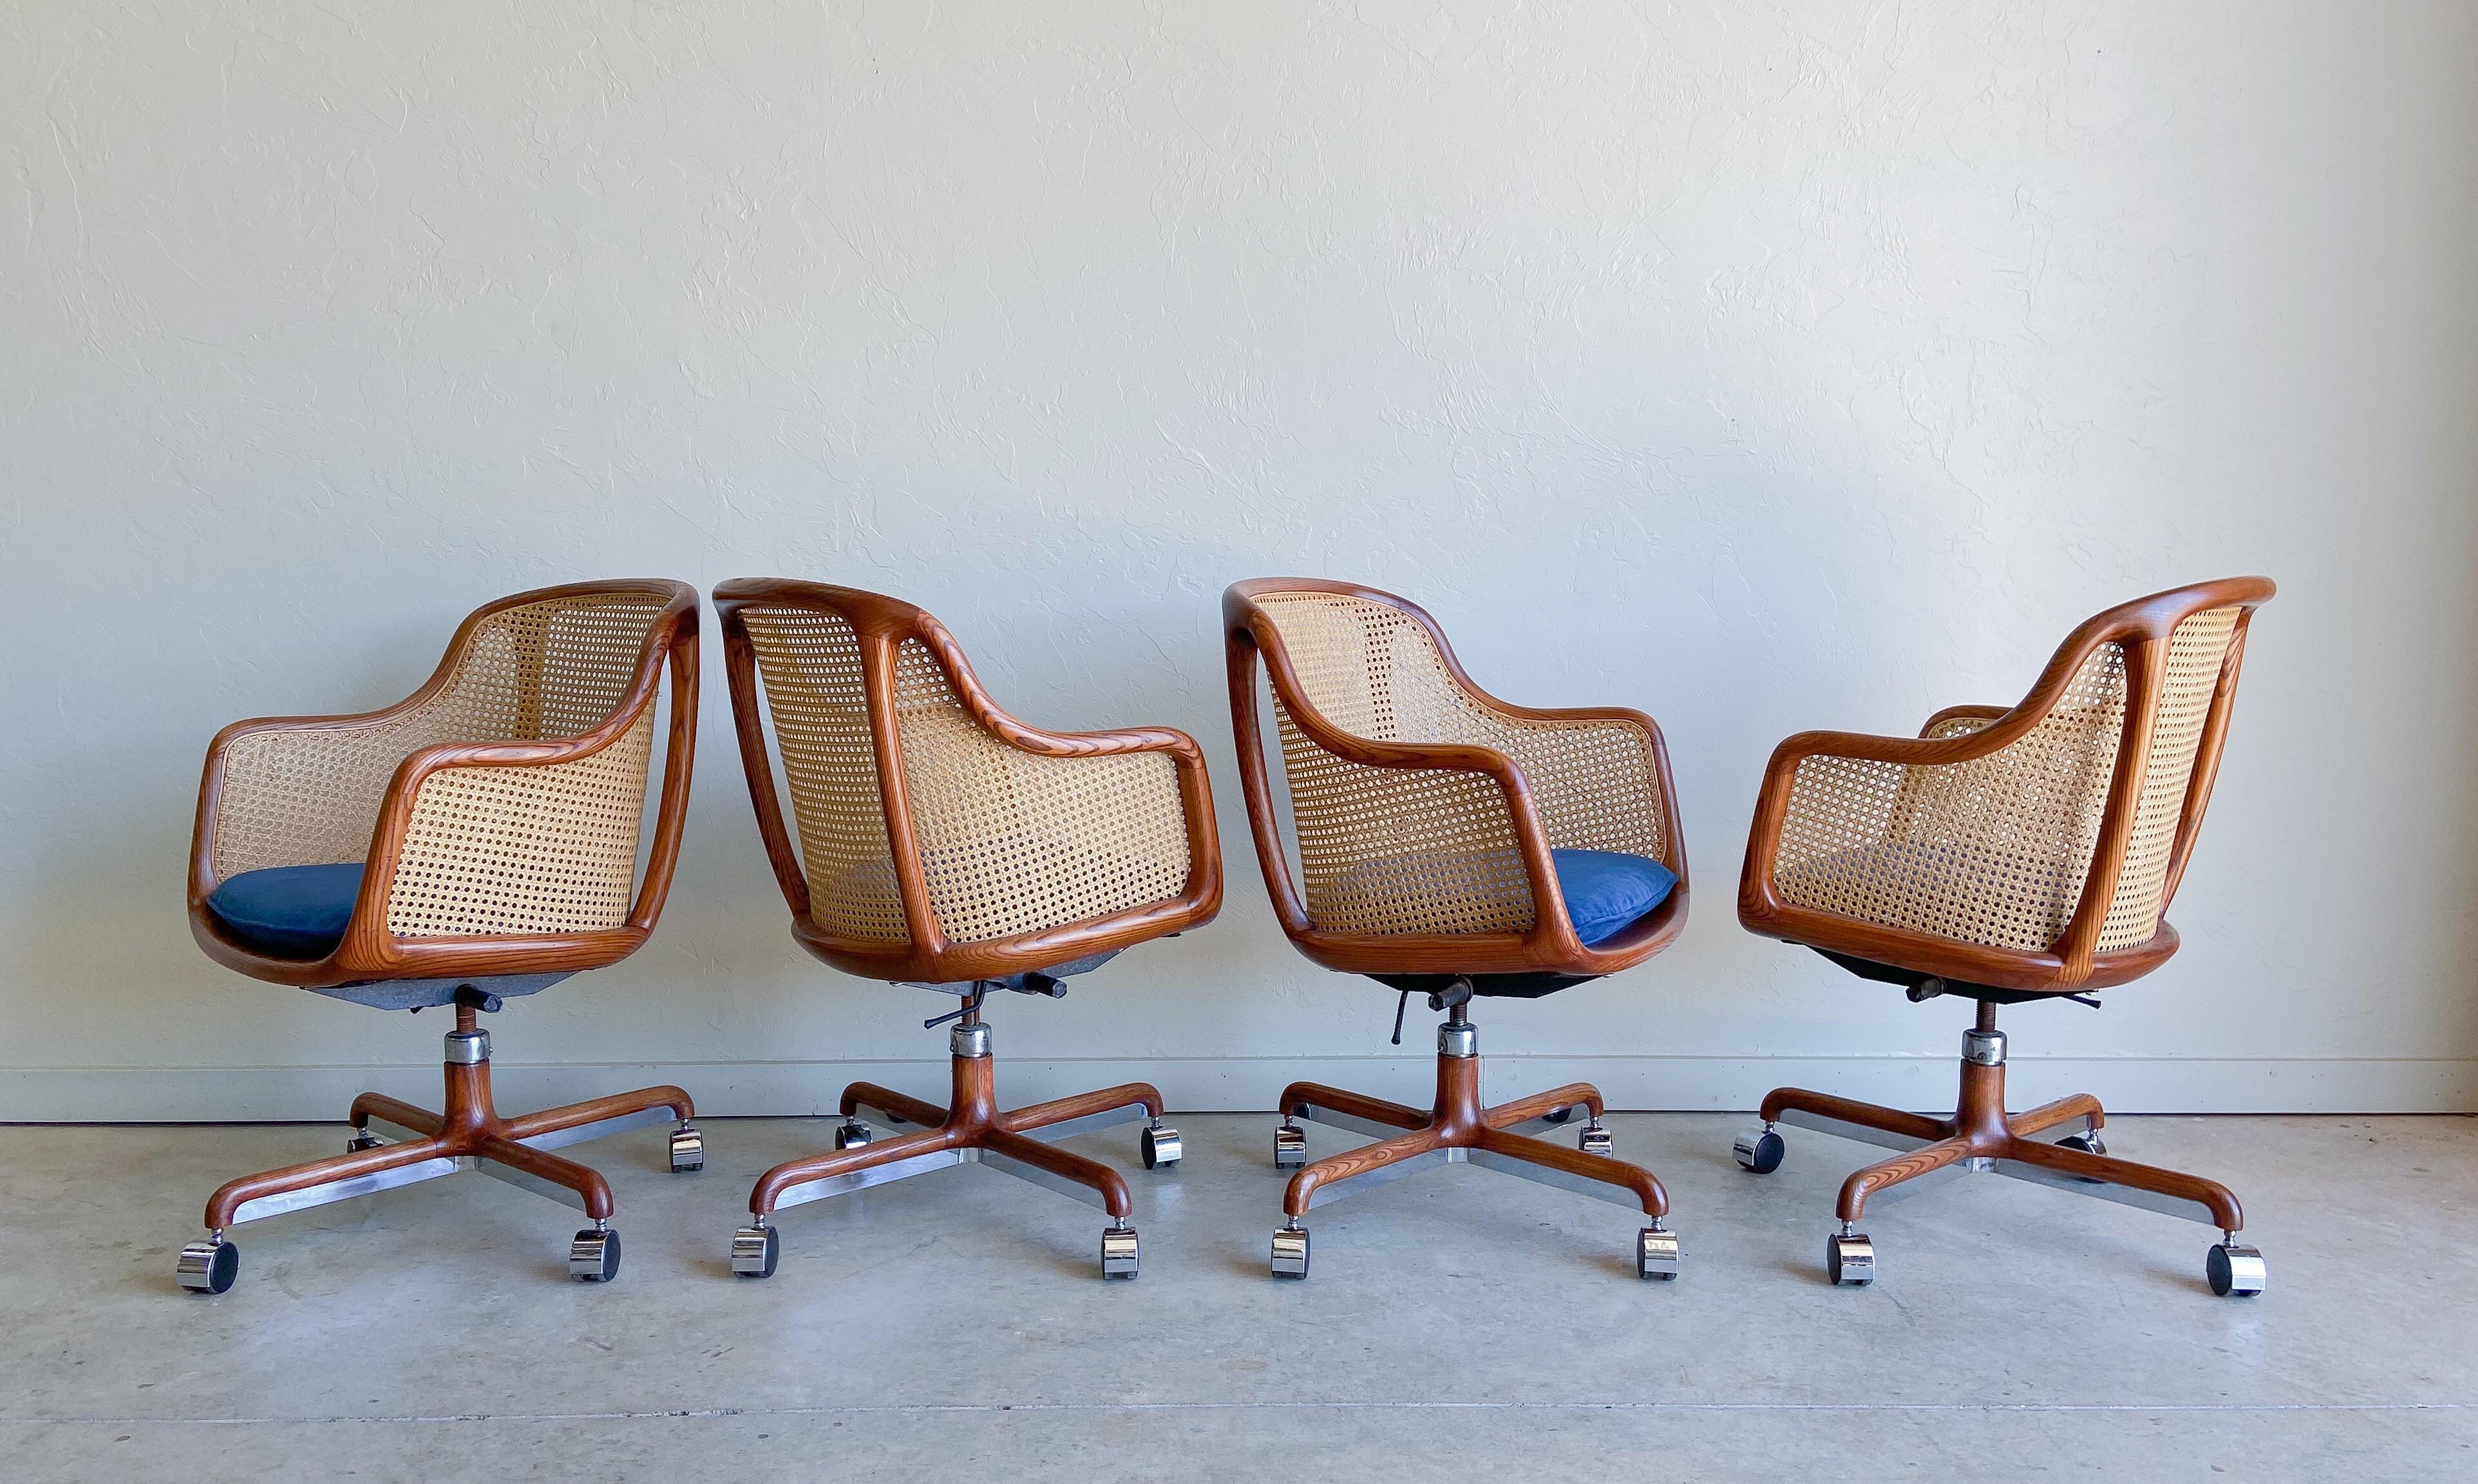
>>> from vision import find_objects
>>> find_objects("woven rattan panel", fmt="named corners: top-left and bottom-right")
top-left (211, 594), bottom-right (668, 881)
top-left (386, 709), bottom-right (654, 937)
top-left (1773, 644), bottom-right (2129, 952)
top-left (2094, 606), bottom-right (2243, 952)
top-left (1253, 591), bottom-right (1665, 937)
top-left (891, 641), bottom-right (1189, 944)
top-left (739, 608), bottom-right (908, 943)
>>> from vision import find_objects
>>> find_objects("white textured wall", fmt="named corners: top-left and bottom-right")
top-left (5, 1), bottom-right (2475, 1120)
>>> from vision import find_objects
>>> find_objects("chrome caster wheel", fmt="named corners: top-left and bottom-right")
top-left (1734, 1125), bottom-right (1784, 1174)
top-left (1271, 1225), bottom-right (1310, 1279)
top-left (1540, 1104), bottom-right (1575, 1125)
top-left (1140, 1122), bottom-right (1182, 1170)
top-left (1826, 1228), bottom-right (1875, 1286)
top-left (569, 1225), bottom-right (621, 1282)
top-left (1636, 1225), bottom-right (1680, 1280)
top-left (669, 1124), bottom-right (705, 1173)
top-left (346, 1129), bottom-right (381, 1154)
top-left (834, 1120), bottom-right (872, 1151)
top-left (1274, 1122), bottom-right (1307, 1170)
top-left (175, 1235), bottom-right (239, 1295)
top-left (2208, 1241), bottom-right (2266, 1297)
top-left (732, 1223), bottom-right (780, 1279)
top-left (1101, 1225), bottom-right (1140, 1280)
top-left (1578, 1120), bottom-right (1614, 1157)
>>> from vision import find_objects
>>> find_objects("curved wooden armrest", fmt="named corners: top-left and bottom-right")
top-left (1229, 605), bottom-right (1578, 959)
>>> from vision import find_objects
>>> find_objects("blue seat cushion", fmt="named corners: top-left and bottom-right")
top-left (1553, 849), bottom-right (1677, 947)
top-left (207, 863), bottom-right (365, 959)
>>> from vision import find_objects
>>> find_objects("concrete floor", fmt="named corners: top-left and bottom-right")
top-left (2, 1113), bottom-right (2473, 1481)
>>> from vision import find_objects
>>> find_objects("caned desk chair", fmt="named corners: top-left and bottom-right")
top-left (178, 580), bottom-right (702, 1294)
top-left (1225, 579), bottom-right (1690, 1281)
top-left (713, 579), bottom-right (1220, 1281)
top-left (1735, 578), bottom-right (2275, 1295)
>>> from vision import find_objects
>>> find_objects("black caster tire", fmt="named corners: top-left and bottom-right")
top-left (1541, 1105), bottom-right (1575, 1125)
top-left (1826, 1230), bottom-right (1875, 1286)
top-left (1734, 1128), bottom-right (1785, 1174)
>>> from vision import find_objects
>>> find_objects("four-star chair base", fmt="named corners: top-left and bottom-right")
top-left (1267, 1004), bottom-right (1678, 1281)
top-left (732, 1008), bottom-right (1178, 1282)
top-left (1735, 1000), bottom-right (2265, 1297)
top-left (175, 991), bottom-right (700, 1295)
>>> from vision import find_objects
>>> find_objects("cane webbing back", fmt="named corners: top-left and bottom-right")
top-left (737, 608), bottom-right (909, 943)
top-left (2095, 605), bottom-right (2243, 951)
top-left (211, 592), bottom-right (671, 884)
top-left (386, 708), bottom-right (656, 937)
top-left (1773, 606), bottom-right (2243, 955)
top-left (891, 640), bottom-right (1190, 944)
top-left (1253, 590), bottom-right (1665, 937)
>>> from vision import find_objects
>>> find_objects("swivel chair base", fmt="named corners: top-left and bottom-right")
top-left (176, 993), bottom-right (699, 1295)
top-left (1737, 1000), bottom-right (2264, 1297)
top-left (734, 1010), bottom-right (1175, 1282)
top-left (1269, 1007), bottom-right (1677, 1280)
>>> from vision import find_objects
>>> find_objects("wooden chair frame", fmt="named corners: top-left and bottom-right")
top-left (1224, 578), bottom-right (1689, 1279)
top-left (713, 579), bottom-right (1222, 1280)
top-left (1733, 577), bottom-right (2276, 1295)
top-left (177, 579), bottom-right (704, 1295)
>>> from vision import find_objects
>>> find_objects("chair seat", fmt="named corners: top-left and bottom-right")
top-left (206, 863), bottom-right (364, 959)
top-left (1328, 847), bottom-right (1674, 947)
top-left (1552, 849), bottom-right (1678, 946)
top-left (1773, 841), bottom-right (2085, 954)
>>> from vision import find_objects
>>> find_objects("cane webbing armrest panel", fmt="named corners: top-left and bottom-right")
top-left (1224, 578), bottom-right (1688, 979)
top-left (189, 579), bottom-right (701, 989)
top-left (1739, 578), bottom-right (2271, 994)
top-left (715, 579), bottom-right (1221, 984)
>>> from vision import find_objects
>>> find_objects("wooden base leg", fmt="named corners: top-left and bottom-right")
top-left (840, 1082), bottom-right (950, 1130)
top-left (1839, 1135), bottom-right (1974, 1223)
top-left (1483, 1082), bottom-right (1604, 1130)
top-left (749, 1127), bottom-right (960, 1216)
top-left (2000, 1137), bottom-right (2244, 1231)
top-left (348, 1093), bottom-right (443, 1138)
top-left (2010, 1093), bottom-right (2106, 1140)
top-left (1475, 1126), bottom-right (1666, 1216)
top-left (203, 1136), bottom-right (455, 1232)
top-left (1761, 1087), bottom-right (1951, 1144)
top-left (1278, 1082), bottom-right (1428, 1131)
top-left (500, 1084), bottom-right (695, 1142)
top-left (1003, 1082), bottom-right (1164, 1133)
top-left (985, 1129), bottom-right (1135, 1219)
top-left (1283, 1127), bottom-right (1444, 1218)
top-left (480, 1136), bottom-right (617, 1221)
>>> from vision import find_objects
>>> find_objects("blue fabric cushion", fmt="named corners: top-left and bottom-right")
top-left (1553, 848), bottom-right (1676, 947)
top-left (207, 863), bottom-right (365, 959)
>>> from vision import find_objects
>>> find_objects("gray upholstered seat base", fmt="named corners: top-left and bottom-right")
top-left (900, 950), bottom-right (1121, 995)
top-left (307, 972), bottom-right (575, 1011)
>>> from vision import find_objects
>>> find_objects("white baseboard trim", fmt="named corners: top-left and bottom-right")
top-left (3, 1055), bottom-right (2472, 1122)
